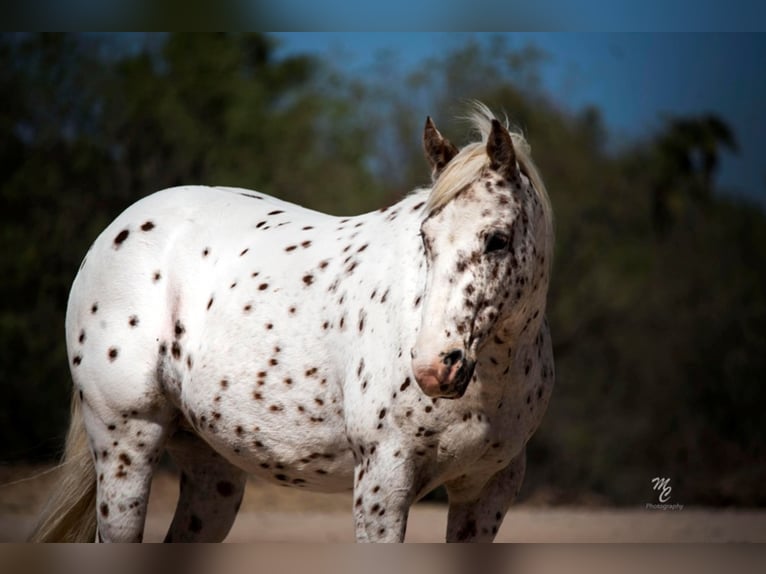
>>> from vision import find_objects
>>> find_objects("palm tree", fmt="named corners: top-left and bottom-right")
top-left (651, 115), bottom-right (738, 234)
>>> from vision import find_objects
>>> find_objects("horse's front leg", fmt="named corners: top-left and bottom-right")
top-left (444, 449), bottom-right (526, 542)
top-left (351, 443), bottom-right (417, 542)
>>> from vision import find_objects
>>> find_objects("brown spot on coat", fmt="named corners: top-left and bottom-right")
top-left (456, 519), bottom-right (478, 541)
top-left (114, 229), bottom-right (129, 246)
top-left (216, 481), bottom-right (235, 497)
top-left (189, 515), bottom-right (202, 533)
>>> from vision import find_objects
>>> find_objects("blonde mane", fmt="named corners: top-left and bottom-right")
top-left (425, 101), bottom-right (554, 269)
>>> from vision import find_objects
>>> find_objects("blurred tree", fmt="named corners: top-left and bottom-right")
top-left (650, 115), bottom-right (738, 234)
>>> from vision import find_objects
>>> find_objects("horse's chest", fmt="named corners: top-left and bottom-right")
top-left (440, 410), bottom-right (522, 469)
top-left (378, 391), bottom-right (523, 481)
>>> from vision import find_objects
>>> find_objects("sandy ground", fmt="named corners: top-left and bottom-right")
top-left (1, 465), bottom-right (764, 542)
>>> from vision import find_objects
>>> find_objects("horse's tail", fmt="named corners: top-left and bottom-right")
top-left (28, 393), bottom-right (97, 542)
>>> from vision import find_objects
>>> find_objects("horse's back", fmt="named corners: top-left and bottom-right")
top-left (67, 184), bottom-right (327, 325)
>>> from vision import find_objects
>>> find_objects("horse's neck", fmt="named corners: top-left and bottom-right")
top-left (352, 189), bottom-right (429, 302)
top-left (368, 189), bottom-right (429, 258)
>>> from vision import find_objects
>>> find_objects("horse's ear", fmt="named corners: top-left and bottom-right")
top-left (486, 119), bottom-right (519, 181)
top-left (423, 117), bottom-right (459, 181)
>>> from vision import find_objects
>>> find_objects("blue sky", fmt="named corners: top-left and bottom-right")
top-left (271, 33), bottom-right (766, 205)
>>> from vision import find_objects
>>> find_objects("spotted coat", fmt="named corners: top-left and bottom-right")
top-left (63, 109), bottom-right (554, 543)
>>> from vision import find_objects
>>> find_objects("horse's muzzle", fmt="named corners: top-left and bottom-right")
top-left (412, 356), bottom-right (476, 399)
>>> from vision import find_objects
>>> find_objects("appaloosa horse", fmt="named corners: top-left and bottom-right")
top-left (31, 102), bottom-right (554, 543)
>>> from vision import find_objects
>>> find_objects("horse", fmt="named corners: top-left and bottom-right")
top-left (29, 102), bottom-right (554, 543)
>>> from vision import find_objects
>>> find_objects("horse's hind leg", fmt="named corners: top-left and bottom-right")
top-left (83, 399), bottom-right (174, 542)
top-left (164, 431), bottom-right (247, 542)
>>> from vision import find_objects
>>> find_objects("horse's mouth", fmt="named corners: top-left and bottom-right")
top-left (436, 359), bottom-right (476, 399)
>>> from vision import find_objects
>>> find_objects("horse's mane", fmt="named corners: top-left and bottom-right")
top-left (425, 101), bottom-right (554, 269)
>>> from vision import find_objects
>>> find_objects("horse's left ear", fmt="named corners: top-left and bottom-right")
top-left (423, 117), bottom-right (459, 181)
top-left (487, 119), bottom-right (519, 181)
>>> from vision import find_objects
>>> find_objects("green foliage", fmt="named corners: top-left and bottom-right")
top-left (1, 34), bottom-right (764, 507)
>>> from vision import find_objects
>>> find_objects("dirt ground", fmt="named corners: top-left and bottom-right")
top-left (1, 465), bottom-right (764, 542)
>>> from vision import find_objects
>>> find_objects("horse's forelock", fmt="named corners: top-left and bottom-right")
top-left (423, 101), bottom-right (554, 272)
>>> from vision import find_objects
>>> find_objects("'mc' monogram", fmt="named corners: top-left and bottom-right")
top-left (651, 477), bottom-right (672, 503)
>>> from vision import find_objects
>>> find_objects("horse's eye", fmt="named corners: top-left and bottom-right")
top-left (485, 232), bottom-right (509, 254)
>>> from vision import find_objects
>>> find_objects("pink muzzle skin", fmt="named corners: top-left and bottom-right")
top-left (412, 359), bottom-right (466, 398)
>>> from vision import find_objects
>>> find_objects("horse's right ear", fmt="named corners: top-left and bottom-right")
top-left (423, 117), bottom-right (458, 181)
top-left (486, 119), bottom-right (519, 181)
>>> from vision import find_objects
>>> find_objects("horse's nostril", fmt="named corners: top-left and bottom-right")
top-left (443, 349), bottom-right (464, 367)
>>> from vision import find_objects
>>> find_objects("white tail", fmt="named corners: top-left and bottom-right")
top-left (28, 394), bottom-right (97, 542)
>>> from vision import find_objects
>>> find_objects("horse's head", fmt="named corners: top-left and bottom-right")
top-left (411, 108), bottom-right (552, 399)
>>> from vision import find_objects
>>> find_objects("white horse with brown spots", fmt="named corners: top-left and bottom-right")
top-left (30, 103), bottom-right (554, 543)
